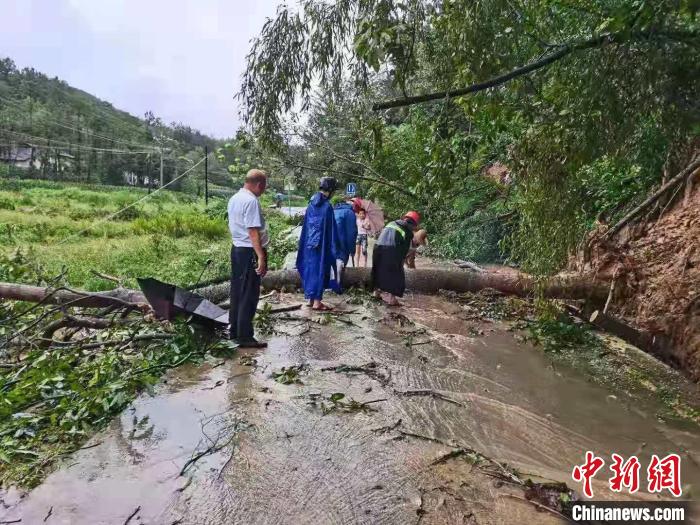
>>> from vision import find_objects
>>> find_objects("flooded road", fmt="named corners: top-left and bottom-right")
top-left (2, 292), bottom-right (699, 524)
top-left (277, 206), bottom-right (306, 218)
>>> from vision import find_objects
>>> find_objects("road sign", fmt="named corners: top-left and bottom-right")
top-left (346, 182), bottom-right (357, 196)
top-left (284, 177), bottom-right (296, 192)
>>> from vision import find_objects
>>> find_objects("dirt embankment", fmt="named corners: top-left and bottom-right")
top-left (578, 179), bottom-right (700, 379)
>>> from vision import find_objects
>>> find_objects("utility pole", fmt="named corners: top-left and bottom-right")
top-left (147, 154), bottom-right (151, 194)
top-left (159, 147), bottom-right (164, 188)
top-left (204, 145), bottom-right (209, 205)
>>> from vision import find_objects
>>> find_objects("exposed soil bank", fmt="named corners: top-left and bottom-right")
top-left (579, 183), bottom-right (700, 379)
top-left (2, 293), bottom-right (698, 524)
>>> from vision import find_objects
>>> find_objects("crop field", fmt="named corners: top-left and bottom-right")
top-left (0, 178), bottom-right (296, 290)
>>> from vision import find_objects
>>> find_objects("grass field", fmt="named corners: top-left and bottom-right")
top-left (0, 178), bottom-right (298, 291)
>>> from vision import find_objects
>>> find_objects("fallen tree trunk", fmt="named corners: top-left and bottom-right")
top-left (567, 304), bottom-right (682, 371)
top-left (197, 268), bottom-right (610, 304)
top-left (0, 269), bottom-right (609, 308)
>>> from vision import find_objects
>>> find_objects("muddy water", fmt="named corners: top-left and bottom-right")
top-left (2, 293), bottom-right (699, 524)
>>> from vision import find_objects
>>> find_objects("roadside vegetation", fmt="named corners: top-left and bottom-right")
top-left (0, 317), bottom-right (223, 488)
top-left (0, 177), bottom-right (299, 488)
top-left (0, 178), bottom-right (296, 291)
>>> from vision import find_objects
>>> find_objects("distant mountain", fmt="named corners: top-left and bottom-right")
top-left (0, 56), bottom-right (228, 189)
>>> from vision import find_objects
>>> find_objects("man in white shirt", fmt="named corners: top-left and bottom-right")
top-left (227, 169), bottom-right (269, 347)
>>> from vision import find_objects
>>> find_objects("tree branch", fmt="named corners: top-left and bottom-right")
top-left (604, 157), bottom-right (700, 239)
top-left (41, 314), bottom-right (136, 342)
top-left (373, 29), bottom-right (699, 111)
top-left (282, 161), bottom-right (418, 198)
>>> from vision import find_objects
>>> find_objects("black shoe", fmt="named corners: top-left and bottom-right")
top-left (236, 338), bottom-right (268, 348)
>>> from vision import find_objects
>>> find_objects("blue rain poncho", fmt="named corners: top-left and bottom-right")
top-left (296, 192), bottom-right (342, 300)
top-left (332, 201), bottom-right (358, 266)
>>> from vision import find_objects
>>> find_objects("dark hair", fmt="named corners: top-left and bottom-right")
top-left (319, 176), bottom-right (338, 192)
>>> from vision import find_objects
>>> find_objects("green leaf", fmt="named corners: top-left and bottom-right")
top-left (329, 392), bottom-right (345, 403)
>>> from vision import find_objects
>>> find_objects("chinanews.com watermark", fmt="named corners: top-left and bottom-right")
top-left (567, 451), bottom-right (693, 524)
top-left (570, 502), bottom-right (690, 523)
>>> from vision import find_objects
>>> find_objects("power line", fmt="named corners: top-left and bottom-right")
top-left (0, 141), bottom-right (152, 156)
top-left (0, 95), bottom-right (157, 150)
top-left (58, 153), bottom-right (211, 245)
top-left (0, 129), bottom-right (154, 154)
top-left (0, 94), bottom-right (152, 149)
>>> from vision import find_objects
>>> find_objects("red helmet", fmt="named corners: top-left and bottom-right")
top-left (403, 211), bottom-right (421, 225)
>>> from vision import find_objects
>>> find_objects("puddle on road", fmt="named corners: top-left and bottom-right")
top-left (2, 293), bottom-right (698, 524)
top-left (0, 357), bottom-right (256, 525)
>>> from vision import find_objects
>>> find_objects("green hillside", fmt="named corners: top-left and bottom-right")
top-left (0, 57), bottom-right (233, 191)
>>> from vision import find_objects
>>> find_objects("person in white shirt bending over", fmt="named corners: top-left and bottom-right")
top-left (227, 169), bottom-right (269, 348)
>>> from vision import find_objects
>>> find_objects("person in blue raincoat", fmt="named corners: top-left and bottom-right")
top-left (332, 196), bottom-right (358, 267)
top-left (296, 177), bottom-right (342, 311)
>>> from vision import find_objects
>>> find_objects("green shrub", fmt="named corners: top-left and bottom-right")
top-left (113, 205), bottom-right (143, 221)
top-left (527, 313), bottom-right (601, 353)
top-left (0, 196), bottom-right (15, 210)
top-left (205, 197), bottom-right (228, 220)
top-left (0, 248), bottom-right (34, 281)
top-left (67, 206), bottom-right (107, 221)
top-left (133, 213), bottom-right (227, 239)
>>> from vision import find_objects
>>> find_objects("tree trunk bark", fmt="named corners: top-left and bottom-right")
top-left (0, 269), bottom-right (609, 308)
top-left (197, 268), bottom-right (609, 304)
top-left (0, 283), bottom-right (146, 308)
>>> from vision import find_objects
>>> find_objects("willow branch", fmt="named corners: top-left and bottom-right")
top-left (283, 161), bottom-right (417, 198)
top-left (373, 29), bottom-right (699, 110)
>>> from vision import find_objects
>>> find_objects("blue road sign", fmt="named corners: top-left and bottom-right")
top-left (346, 182), bottom-right (357, 196)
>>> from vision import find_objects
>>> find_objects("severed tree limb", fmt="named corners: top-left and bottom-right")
top-left (602, 278), bottom-right (616, 314)
top-left (373, 29), bottom-right (699, 111)
top-left (180, 432), bottom-right (236, 476)
top-left (0, 282), bottom-right (146, 308)
top-left (40, 333), bottom-right (173, 351)
top-left (256, 268), bottom-right (608, 303)
top-left (266, 304), bottom-right (303, 314)
top-left (322, 361), bottom-right (391, 385)
top-left (124, 506), bottom-right (141, 525)
top-left (190, 268), bottom-right (611, 307)
top-left (42, 314), bottom-right (136, 341)
top-left (89, 270), bottom-right (122, 284)
top-left (604, 157), bottom-right (700, 239)
top-left (394, 388), bottom-right (466, 407)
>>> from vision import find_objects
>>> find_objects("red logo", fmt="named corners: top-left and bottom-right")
top-left (572, 451), bottom-right (606, 498)
top-left (572, 452), bottom-right (682, 497)
top-left (609, 454), bottom-right (641, 493)
top-left (647, 454), bottom-right (682, 497)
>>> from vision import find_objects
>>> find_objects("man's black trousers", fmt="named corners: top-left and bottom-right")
top-left (229, 246), bottom-right (261, 341)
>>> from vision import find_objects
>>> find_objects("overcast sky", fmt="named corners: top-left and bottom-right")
top-left (0, 0), bottom-right (283, 138)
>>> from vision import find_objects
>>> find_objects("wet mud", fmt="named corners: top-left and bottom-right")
top-left (2, 292), bottom-right (699, 524)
